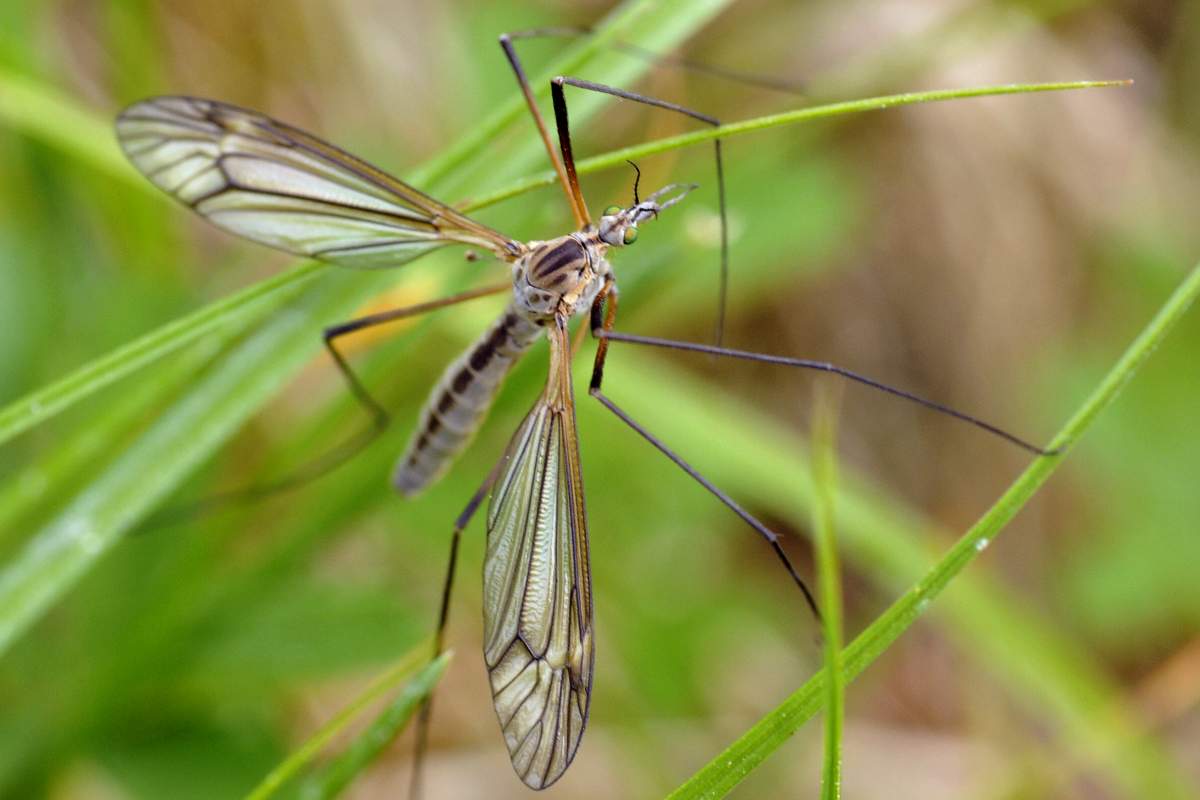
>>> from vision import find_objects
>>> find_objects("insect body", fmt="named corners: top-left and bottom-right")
top-left (116, 50), bottom-right (1053, 792)
top-left (395, 188), bottom-right (691, 497)
top-left (116, 94), bottom-right (691, 789)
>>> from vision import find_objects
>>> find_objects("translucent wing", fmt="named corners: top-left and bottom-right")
top-left (115, 96), bottom-right (522, 268)
top-left (484, 320), bottom-right (593, 790)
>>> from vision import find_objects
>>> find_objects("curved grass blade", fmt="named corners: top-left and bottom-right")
top-left (469, 80), bottom-right (1131, 210)
top-left (810, 392), bottom-right (843, 800)
top-left (0, 79), bottom-right (1126, 449)
top-left (296, 653), bottom-right (451, 800)
top-left (0, 268), bottom-right (393, 655)
top-left (0, 260), bottom-right (328, 445)
top-left (243, 645), bottom-right (445, 800)
top-left (0, 69), bottom-right (144, 188)
top-left (0, 0), bottom-right (729, 448)
top-left (666, 261), bottom-right (1200, 799)
top-left (0, 332), bottom-right (222, 548)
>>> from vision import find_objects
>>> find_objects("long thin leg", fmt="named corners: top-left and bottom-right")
top-left (500, 31), bottom-right (732, 340)
top-left (140, 282), bottom-right (510, 531)
top-left (409, 456), bottom-right (506, 800)
top-left (550, 76), bottom-right (730, 345)
top-left (588, 278), bottom-right (618, 393)
top-left (595, 329), bottom-right (1059, 456)
top-left (498, 34), bottom-right (588, 228)
top-left (323, 280), bottom-right (510, 428)
top-left (547, 78), bottom-right (591, 228)
top-left (585, 285), bottom-right (820, 619)
top-left (591, 390), bottom-right (821, 618)
top-left (502, 27), bottom-right (807, 96)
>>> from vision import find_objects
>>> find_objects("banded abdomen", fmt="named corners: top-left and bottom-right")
top-left (393, 305), bottom-right (542, 496)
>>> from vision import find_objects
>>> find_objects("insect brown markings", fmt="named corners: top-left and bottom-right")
top-left (423, 414), bottom-right (442, 437)
top-left (530, 238), bottom-right (586, 284)
top-left (449, 367), bottom-right (474, 395)
top-left (435, 390), bottom-right (458, 415)
top-left (411, 428), bottom-right (449, 458)
top-left (468, 312), bottom-right (518, 372)
top-left (413, 312), bottom-right (523, 459)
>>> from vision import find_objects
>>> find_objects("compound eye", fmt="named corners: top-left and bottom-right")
top-left (602, 204), bottom-right (622, 217)
top-left (622, 226), bottom-right (639, 245)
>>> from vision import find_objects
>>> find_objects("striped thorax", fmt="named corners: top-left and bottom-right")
top-left (514, 233), bottom-right (610, 323)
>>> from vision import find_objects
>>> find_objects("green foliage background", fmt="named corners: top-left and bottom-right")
top-left (1, 1), bottom-right (1198, 798)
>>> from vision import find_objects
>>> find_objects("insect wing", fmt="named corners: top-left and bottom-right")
top-left (483, 322), bottom-right (593, 789)
top-left (115, 96), bottom-right (521, 268)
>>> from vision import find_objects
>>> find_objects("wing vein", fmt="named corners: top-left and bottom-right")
top-left (483, 321), bottom-right (593, 790)
top-left (116, 95), bottom-right (522, 269)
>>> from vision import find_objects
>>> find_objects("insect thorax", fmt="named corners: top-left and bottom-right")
top-left (513, 233), bottom-right (609, 323)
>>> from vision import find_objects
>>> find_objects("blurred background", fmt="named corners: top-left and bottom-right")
top-left (1, 0), bottom-right (1198, 797)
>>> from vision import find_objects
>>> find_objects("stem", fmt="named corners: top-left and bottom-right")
top-left (811, 391), bottom-right (843, 800)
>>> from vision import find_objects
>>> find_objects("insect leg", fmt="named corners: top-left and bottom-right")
top-left (498, 27), bottom-right (807, 96)
top-left (410, 453), bottom-right (507, 800)
top-left (595, 329), bottom-right (1061, 457)
top-left (551, 75), bottom-right (730, 345)
top-left (498, 33), bottom-right (588, 227)
top-left (586, 284), bottom-right (821, 620)
top-left (139, 282), bottom-right (511, 531)
top-left (587, 277), bottom-right (618, 394)
top-left (502, 31), bottom-right (735, 341)
top-left (323, 281), bottom-right (511, 431)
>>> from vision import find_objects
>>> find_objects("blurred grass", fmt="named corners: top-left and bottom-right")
top-left (296, 653), bottom-right (449, 800)
top-left (811, 392), bottom-right (844, 800)
top-left (0, 78), bottom-right (1121, 661)
top-left (1, 1), bottom-right (1199, 799)
top-left (669, 260), bottom-right (1200, 799)
top-left (245, 647), bottom-right (445, 800)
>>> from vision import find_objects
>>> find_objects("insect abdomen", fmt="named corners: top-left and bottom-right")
top-left (393, 305), bottom-right (542, 496)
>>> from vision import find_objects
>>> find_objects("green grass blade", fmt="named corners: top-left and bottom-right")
top-left (0, 333), bottom-right (221, 546)
top-left (0, 0), bottom-right (731, 659)
top-left (243, 646), bottom-right (444, 800)
top-left (470, 80), bottom-right (1131, 209)
top-left (0, 261), bottom-right (327, 446)
top-left (811, 393), bottom-right (843, 800)
top-left (0, 270), bottom-right (389, 655)
top-left (606, 347), bottom-right (1191, 797)
top-left (0, 69), bottom-right (143, 186)
top-left (666, 260), bottom-right (1200, 799)
top-left (297, 653), bottom-right (451, 800)
top-left (410, 0), bottom-right (658, 186)
top-left (0, 78), bottom-right (1124, 449)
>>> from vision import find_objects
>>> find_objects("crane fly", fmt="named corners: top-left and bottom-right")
top-left (115, 31), bottom-right (1055, 792)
